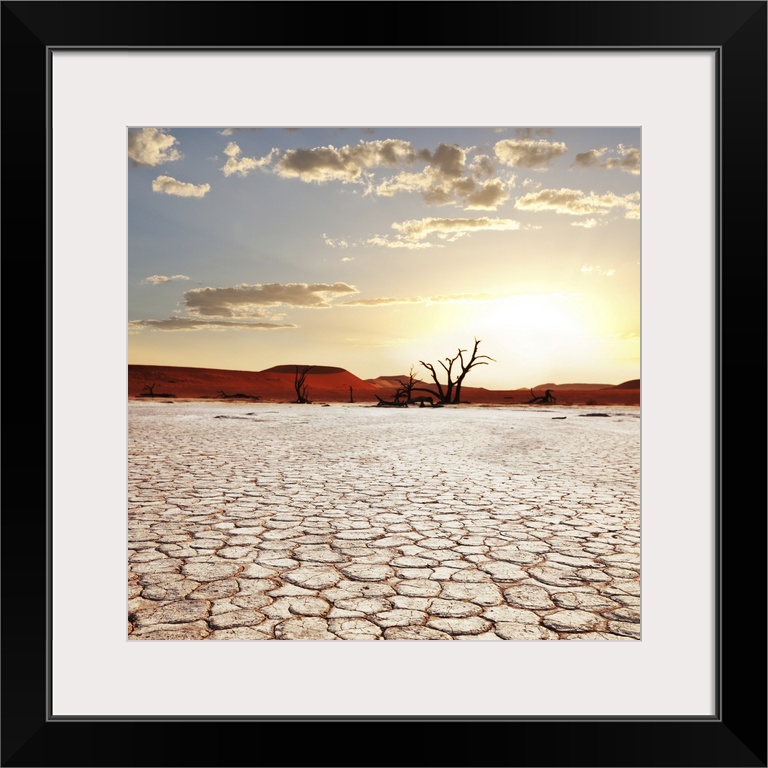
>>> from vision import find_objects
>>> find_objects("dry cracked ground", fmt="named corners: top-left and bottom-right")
top-left (128, 402), bottom-right (640, 641)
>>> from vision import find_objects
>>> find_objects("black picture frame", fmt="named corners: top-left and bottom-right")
top-left (5, 2), bottom-right (766, 766)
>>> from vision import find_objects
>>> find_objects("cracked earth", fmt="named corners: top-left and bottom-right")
top-left (128, 401), bottom-right (640, 640)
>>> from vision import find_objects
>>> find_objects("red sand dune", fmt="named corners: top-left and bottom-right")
top-left (129, 365), bottom-right (639, 406)
top-left (129, 364), bottom-right (377, 402)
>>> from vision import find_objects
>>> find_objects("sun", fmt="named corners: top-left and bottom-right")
top-left (479, 294), bottom-right (586, 336)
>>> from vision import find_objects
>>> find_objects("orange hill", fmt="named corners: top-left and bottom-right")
top-left (129, 365), bottom-right (640, 406)
top-left (129, 364), bottom-right (378, 402)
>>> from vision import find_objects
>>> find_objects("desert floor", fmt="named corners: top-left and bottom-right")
top-left (128, 400), bottom-right (640, 640)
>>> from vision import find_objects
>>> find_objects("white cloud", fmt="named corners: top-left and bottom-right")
top-left (374, 170), bottom-right (432, 197)
top-left (332, 216), bottom-right (522, 250)
top-left (515, 188), bottom-right (640, 219)
top-left (341, 296), bottom-right (424, 306)
top-left (363, 236), bottom-right (438, 250)
top-left (273, 139), bottom-right (420, 183)
top-left (571, 145), bottom-right (640, 175)
top-left (423, 143), bottom-right (466, 178)
top-left (151, 176), bottom-right (211, 198)
top-left (221, 143), bottom-right (276, 177)
top-left (391, 217), bottom-right (522, 241)
top-left (571, 218), bottom-right (600, 229)
top-left (129, 317), bottom-right (297, 332)
top-left (323, 234), bottom-right (349, 248)
top-left (183, 282), bottom-right (359, 317)
top-left (142, 274), bottom-right (191, 285)
top-left (128, 128), bottom-right (181, 167)
top-left (581, 264), bottom-right (616, 277)
top-left (464, 179), bottom-right (509, 210)
top-left (340, 292), bottom-right (521, 307)
top-left (429, 293), bottom-right (499, 303)
top-left (494, 139), bottom-right (567, 170)
top-left (375, 147), bottom-right (511, 210)
top-left (222, 138), bottom-right (516, 211)
top-left (469, 153), bottom-right (496, 180)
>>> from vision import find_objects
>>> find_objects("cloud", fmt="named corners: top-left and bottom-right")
top-left (129, 317), bottom-right (297, 332)
top-left (428, 293), bottom-right (499, 303)
top-left (581, 265), bottom-right (616, 277)
top-left (222, 137), bottom-right (516, 210)
top-left (391, 216), bottom-right (522, 241)
top-left (340, 292), bottom-right (515, 307)
top-left (273, 139), bottom-right (420, 183)
top-left (341, 296), bottom-right (424, 306)
top-left (363, 236), bottom-right (438, 250)
top-left (514, 127), bottom-right (553, 139)
top-left (323, 234), bottom-right (349, 248)
top-left (469, 154), bottom-right (496, 180)
top-left (464, 179), bottom-right (510, 210)
top-left (183, 282), bottom-right (359, 317)
top-left (374, 145), bottom-right (513, 210)
top-left (332, 216), bottom-right (522, 250)
top-left (221, 142), bottom-right (276, 177)
top-left (142, 274), bottom-right (191, 285)
top-left (494, 138), bottom-right (567, 169)
top-left (514, 188), bottom-right (640, 219)
top-left (422, 143), bottom-right (466, 178)
top-left (571, 145), bottom-right (640, 175)
top-left (374, 170), bottom-right (432, 197)
top-left (128, 128), bottom-right (181, 166)
top-left (151, 176), bottom-right (211, 198)
top-left (570, 218), bottom-right (600, 229)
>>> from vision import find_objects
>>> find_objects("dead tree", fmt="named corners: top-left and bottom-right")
top-left (413, 338), bottom-right (495, 404)
top-left (294, 366), bottom-right (313, 403)
top-left (139, 383), bottom-right (176, 398)
top-left (393, 366), bottom-right (419, 403)
top-left (376, 367), bottom-right (430, 407)
top-left (217, 390), bottom-right (260, 400)
top-left (375, 394), bottom-right (409, 407)
top-left (349, 386), bottom-right (354, 403)
top-left (527, 388), bottom-right (556, 404)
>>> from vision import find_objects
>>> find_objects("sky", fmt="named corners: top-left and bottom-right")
top-left (128, 126), bottom-right (640, 390)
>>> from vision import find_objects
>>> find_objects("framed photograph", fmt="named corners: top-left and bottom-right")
top-left (8, 1), bottom-right (765, 765)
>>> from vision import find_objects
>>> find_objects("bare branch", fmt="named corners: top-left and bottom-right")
top-left (420, 338), bottom-right (497, 404)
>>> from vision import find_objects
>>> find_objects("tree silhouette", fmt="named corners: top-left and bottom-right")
top-left (413, 338), bottom-right (495, 404)
top-left (527, 388), bottom-right (556, 404)
top-left (293, 366), bottom-right (313, 403)
top-left (393, 366), bottom-right (419, 403)
top-left (140, 382), bottom-right (176, 398)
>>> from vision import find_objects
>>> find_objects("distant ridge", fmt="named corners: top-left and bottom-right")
top-left (128, 365), bottom-right (639, 405)
top-left (367, 374), bottom-right (427, 389)
top-left (533, 382), bottom-right (615, 391)
top-left (128, 363), bottom-right (377, 400)
top-left (262, 365), bottom-right (347, 375)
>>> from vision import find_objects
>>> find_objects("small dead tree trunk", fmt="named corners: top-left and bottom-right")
top-left (294, 366), bottom-right (313, 403)
top-left (349, 386), bottom-right (354, 403)
top-left (396, 366), bottom-right (419, 402)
